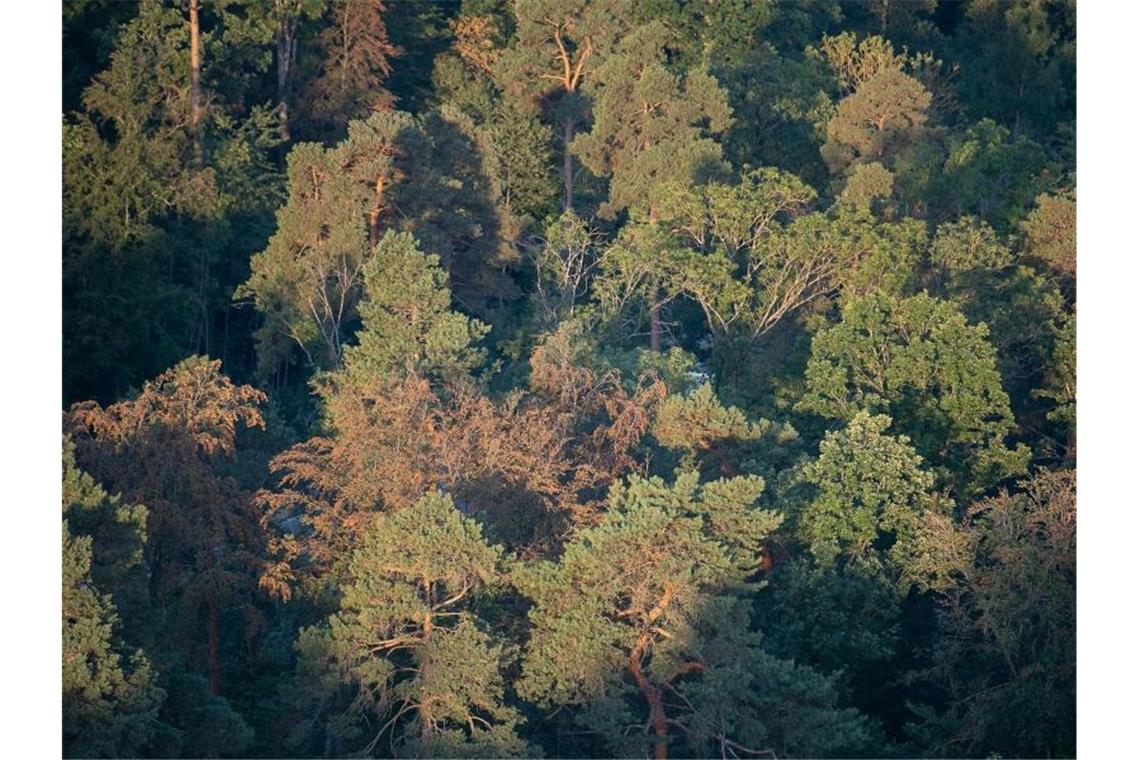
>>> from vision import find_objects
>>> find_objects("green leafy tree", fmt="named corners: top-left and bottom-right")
top-left (929, 217), bottom-right (1070, 427)
top-left (63, 0), bottom-right (284, 403)
top-left (798, 292), bottom-right (1029, 495)
top-left (63, 521), bottom-right (166, 759)
top-left (950, 0), bottom-right (1075, 141)
top-left (518, 472), bottom-right (869, 758)
top-left (798, 412), bottom-right (950, 581)
top-left (1021, 189), bottom-right (1076, 296)
top-left (290, 491), bottom-right (528, 757)
top-left (928, 118), bottom-right (1053, 231)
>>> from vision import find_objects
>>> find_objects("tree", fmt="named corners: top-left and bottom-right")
top-left (63, 444), bottom-right (168, 759)
top-left (905, 469), bottom-right (1075, 758)
top-left (63, 521), bottom-right (167, 759)
top-left (340, 230), bottom-right (490, 387)
top-left (820, 67), bottom-right (932, 183)
top-left (517, 472), bottom-right (869, 758)
top-left (266, 0), bottom-right (324, 139)
top-left (259, 326), bottom-right (665, 597)
top-left (950, 0), bottom-right (1075, 141)
top-left (652, 383), bottom-right (800, 482)
top-left (591, 218), bottom-right (713, 352)
top-left (498, 0), bottom-right (628, 211)
top-left (67, 357), bottom-right (266, 696)
top-left (239, 110), bottom-right (420, 373)
top-left (798, 292), bottom-right (1029, 496)
top-left (531, 211), bottom-right (604, 328)
top-left (290, 491), bottom-right (529, 757)
top-left (929, 217), bottom-right (1070, 426)
top-left (1022, 189), bottom-right (1076, 295)
top-left (797, 412), bottom-right (950, 580)
top-left (296, 0), bottom-right (400, 141)
top-left (740, 206), bottom-right (925, 336)
top-left (928, 118), bottom-right (1052, 231)
top-left (572, 21), bottom-right (733, 220)
top-left (64, 0), bottom-right (283, 402)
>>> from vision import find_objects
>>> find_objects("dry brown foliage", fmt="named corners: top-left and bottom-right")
top-left (258, 346), bottom-right (665, 599)
top-left (65, 357), bottom-right (266, 691)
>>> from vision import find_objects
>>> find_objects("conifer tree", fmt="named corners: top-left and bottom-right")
top-left (63, 444), bottom-right (167, 759)
top-left (517, 472), bottom-right (869, 758)
top-left (291, 491), bottom-right (529, 757)
top-left (498, 0), bottom-right (629, 211)
top-left (340, 230), bottom-right (490, 388)
top-left (67, 357), bottom-right (266, 697)
top-left (572, 21), bottom-right (733, 220)
top-left (296, 0), bottom-right (400, 141)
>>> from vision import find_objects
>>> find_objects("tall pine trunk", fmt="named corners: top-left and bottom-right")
top-left (276, 1), bottom-right (298, 141)
top-left (189, 0), bottom-right (203, 168)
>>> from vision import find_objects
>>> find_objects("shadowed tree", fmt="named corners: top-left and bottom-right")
top-left (67, 357), bottom-right (266, 697)
top-left (296, 0), bottom-right (400, 141)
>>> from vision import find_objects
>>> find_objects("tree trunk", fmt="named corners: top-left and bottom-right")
top-left (561, 115), bottom-right (575, 212)
top-left (189, 0), bottom-right (203, 168)
top-left (649, 301), bottom-right (663, 352)
top-left (276, 2), bottom-right (298, 141)
top-left (207, 598), bottom-right (221, 695)
top-left (629, 634), bottom-right (669, 759)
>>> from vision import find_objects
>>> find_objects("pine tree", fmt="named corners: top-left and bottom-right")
top-left (63, 444), bottom-right (167, 759)
top-left (340, 229), bottom-right (490, 388)
top-left (572, 21), bottom-right (733, 220)
top-left (290, 491), bottom-right (529, 757)
top-left (67, 357), bottom-right (266, 698)
top-left (517, 472), bottom-right (869, 758)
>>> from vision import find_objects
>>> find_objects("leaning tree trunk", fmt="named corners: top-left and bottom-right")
top-left (630, 633), bottom-right (669, 759)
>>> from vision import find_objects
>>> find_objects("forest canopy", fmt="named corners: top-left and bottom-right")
top-left (62, 1), bottom-right (1075, 757)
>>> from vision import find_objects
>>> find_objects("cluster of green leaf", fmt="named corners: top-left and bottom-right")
top-left (63, 1), bottom-right (1075, 757)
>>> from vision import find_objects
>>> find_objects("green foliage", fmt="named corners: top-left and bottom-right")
top-left (929, 118), bottom-right (1054, 231)
top-left (653, 384), bottom-right (800, 482)
top-left (798, 412), bottom-right (949, 580)
top-left (821, 68), bottom-right (931, 181)
top-left (518, 472), bottom-right (869, 757)
top-left (951, 0), bottom-right (1075, 141)
top-left (60, 5), bottom-right (1078, 756)
top-left (292, 491), bottom-right (529, 757)
top-left (63, 519), bottom-right (165, 759)
top-left (342, 230), bottom-right (490, 387)
top-left (799, 292), bottom-right (1029, 496)
top-left (572, 21), bottom-right (733, 218)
